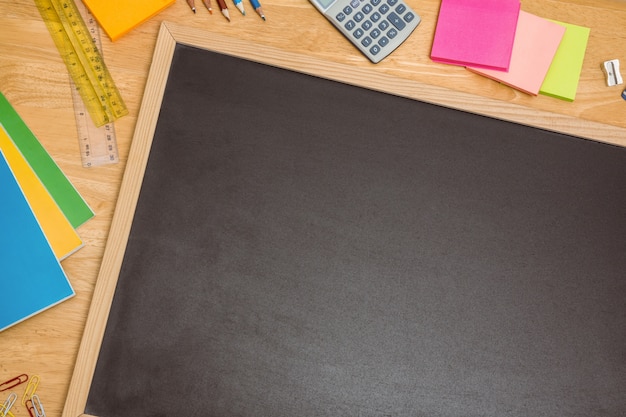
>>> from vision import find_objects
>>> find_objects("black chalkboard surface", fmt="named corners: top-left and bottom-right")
top-left (73, 26), bottom-right (626, 417)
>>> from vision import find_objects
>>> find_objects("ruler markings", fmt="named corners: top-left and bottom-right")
top-left (35, 0), bottom-right (124, 167)
top-left (72, 1), bottom-right (119, 167)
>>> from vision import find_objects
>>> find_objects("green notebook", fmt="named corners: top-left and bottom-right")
top-left (0, 92), bottom-right (94, 228)
top-left (539, 21), bottom-right (590, 102)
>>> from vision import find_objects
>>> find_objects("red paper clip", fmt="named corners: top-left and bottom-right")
top-left (0, 374), bottom-right (28, 392)
top-left (25, 398), bottom-right (36, 417)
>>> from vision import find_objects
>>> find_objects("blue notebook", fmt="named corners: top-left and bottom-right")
top-left (0, 149), bottom-right (75, 332)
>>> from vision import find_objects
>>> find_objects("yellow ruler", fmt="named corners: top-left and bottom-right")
top-left (34, 0), bottom-right (128, 128)
top-left (71, 1), bottom-right (120, 167)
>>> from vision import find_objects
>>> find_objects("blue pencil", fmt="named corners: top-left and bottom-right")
top-left (233, 0), bottom-right (246, 15)
top-left (249, 0), bottom-right (265, 20)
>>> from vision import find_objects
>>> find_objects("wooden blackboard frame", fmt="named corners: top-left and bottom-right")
top-left (62, 21), bottom-right (626, 417)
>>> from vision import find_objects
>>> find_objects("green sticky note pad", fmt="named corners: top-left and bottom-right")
top-left (0, 92), bottom-right (94, 228)
top-left (539, 21), bottom-right (590, 102)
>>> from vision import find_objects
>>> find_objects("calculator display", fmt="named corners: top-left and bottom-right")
top-left (309, 0), bottom-right (420, 63)
top-left (311, 0), bottom-right (336, 10)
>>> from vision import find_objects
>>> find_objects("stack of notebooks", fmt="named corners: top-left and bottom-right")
top-left (0, 92), bottom-right (94, 332)
top-left (430, 0), bottom-right (590, 101)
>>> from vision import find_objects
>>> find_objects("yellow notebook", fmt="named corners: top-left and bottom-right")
top-left (0, 125), bottom-right (83, 260)
top-left (82, 0), bottom-right (176, 41)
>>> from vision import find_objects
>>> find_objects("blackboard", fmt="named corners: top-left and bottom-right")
top-left (64, 22), bottom-right (626, 417)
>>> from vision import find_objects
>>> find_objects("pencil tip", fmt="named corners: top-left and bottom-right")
top-left (193, 8), bottom-right (196, 13)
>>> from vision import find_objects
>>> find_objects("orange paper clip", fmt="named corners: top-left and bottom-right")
top-left (0, 375), bottom-right (28, 392)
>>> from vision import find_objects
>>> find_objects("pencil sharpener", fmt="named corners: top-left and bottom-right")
top-left (603, 59), bottom-right (623, 87)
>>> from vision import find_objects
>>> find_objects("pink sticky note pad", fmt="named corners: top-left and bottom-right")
top-left (430, 0), bottom-right (521, 71)
top-left (467, 11), bottom-right (566, 95)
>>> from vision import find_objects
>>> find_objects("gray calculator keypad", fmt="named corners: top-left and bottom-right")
top-left (334, 0), bottom-right (417, 58)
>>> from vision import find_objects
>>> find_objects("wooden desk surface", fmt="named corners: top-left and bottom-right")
top-left (1, 1), bottom-right (625, 416)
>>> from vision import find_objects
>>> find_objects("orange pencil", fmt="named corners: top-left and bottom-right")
top-left (202, 0), bottom-right (213, 14)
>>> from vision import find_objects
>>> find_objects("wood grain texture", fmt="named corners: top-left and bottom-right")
top-left (0, 1), bottom-right (625, 417)
top-left (62, 24), bottom-right (177, 417)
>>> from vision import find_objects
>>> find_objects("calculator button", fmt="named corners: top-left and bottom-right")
top-left (362, 36), bottom-right (373, 47)
top-left (371, 0), bottom-right (382, 5)
top-left (371, 12), bottom-right (381, 22)
top-left (395, 4), bottom-right (406, 14)
top-left (345, 20), bottom-right (356, 30)
top-left (354, 28), bottom-right (364, 39)
top-left (343, 6), bottom-right (352, 15)
top-left (387, 11), bottom-right (406, 30)
top-left (387, 28), bottom-right (398, 39)
top-left (336, 12), bottom-right (346, 22)
top-left (370, 44), bottom-right (381, 56)
top-left (378, 36), bottom-right (389, 47)
top-left (350, 0), bottom-right (360, 8)
top-left (370, 28), bottom-right (381, 39)
top-left (378, 20), bottom-right (389, 30)
top-left (362, 20), bottom-right (373, 30)
top-left (387, 0), bottom-right (398, 5)
top-left (379, 4), bottom-right (390, 14)
top-left (404, 12), bottom-right (415, 22)
top-left (362, 4), bottom-right (373, 14)
top-left (354, 12), bottom-right (364, 22)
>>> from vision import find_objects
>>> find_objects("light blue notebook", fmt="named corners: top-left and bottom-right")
top-left (0, 149), bottom-right (75, 332)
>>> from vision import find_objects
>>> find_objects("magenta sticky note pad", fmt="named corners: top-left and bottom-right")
top-left (430, 0), bottom-right (521, 71)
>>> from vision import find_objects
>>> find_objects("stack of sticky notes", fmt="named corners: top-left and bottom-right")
top-left (430, 0), bottom-right (590, 101)
top-left (538, 21), bottom-right (591, 101)
top-left (430, 0), bottom-right (521, 71)
top-left (81, 0), bottom-right (176, 41)
top-left (0, 92), bottom-right (94, 332)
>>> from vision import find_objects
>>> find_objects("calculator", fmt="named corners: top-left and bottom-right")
top-left (309, 0), bottom-right (421, 63)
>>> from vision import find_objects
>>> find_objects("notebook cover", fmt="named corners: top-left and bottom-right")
top-left (430, 0), bottom-right (520, 71)
top-left (81, 0), bottom-right (176, 41)
top-left (0, 149), bottom-right (75, 333)
top-left (467, 11), bottom-right (566, 95)
top-left (0, 92), bottom-right (94, 228)
top-left (539, 21), bottom-right (590, 102)
top-left (0, 125), bottom-right (83, 260)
